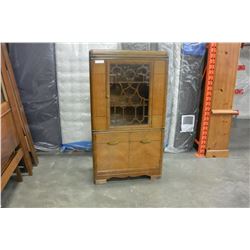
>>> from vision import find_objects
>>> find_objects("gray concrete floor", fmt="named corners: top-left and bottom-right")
top-left (1, 119), bottom-right (250, 208)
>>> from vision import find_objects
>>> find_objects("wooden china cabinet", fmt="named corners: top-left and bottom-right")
top-left (89, 50), bottom-right (168, 184)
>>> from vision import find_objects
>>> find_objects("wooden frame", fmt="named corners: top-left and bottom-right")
top-left (1, 43), bottom-right (38, 165)
top-left (90, 50), bottom-right (168, 184)
top-left (1, 43), bottom-right (38, 190)
top-left (1, 79), bottom-right (23, 191)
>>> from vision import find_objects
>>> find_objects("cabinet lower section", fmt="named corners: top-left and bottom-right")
top-left (92, 129), bottom-right (164, 183)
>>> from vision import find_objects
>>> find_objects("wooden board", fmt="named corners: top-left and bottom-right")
top-left (210, 43), bottom-right (240, 110)
top-left (206, 43), bottom-right (241, 157)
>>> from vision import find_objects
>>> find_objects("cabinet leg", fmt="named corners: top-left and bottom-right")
top-left (15, 167), bottom-right (23, 182)
top-left (150, 175), bottom-right (160, 181)
top-left (95, 179), bottom-right (107, 185)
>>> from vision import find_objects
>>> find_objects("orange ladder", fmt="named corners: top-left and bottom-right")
top-left (195, 43), bottom-right (217, 157)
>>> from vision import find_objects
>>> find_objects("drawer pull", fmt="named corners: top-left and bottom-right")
top-left (140, 139), bottom-right (151, 144)
top-left (107, 141), bottom-right (119, 145)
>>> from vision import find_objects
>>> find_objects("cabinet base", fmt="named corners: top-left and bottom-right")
top-left (94, 169), bottom-right (162, 184)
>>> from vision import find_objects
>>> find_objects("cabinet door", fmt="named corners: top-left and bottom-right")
top-left (129, 141), bottom-right (161, 169)
top-left (94, 133), bottom-right (129, 171)
top-left (95, 143), bottom-right (129, 171)
top-left (108, 62), bottom-right (152, 128)
top-left (129, 130), bottom-right (162, 169)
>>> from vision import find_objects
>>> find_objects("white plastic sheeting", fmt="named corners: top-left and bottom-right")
top-left (55, 43), bottom-right (118, 145)
top-left (157, 43), bottom-right (182, 149)
top-left (162, 43), bottom-right (206, 152)
top-left (233, 46), bottom-right (250, 119)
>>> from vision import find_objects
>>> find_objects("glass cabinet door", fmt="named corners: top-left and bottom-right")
top-left (109, 63), bottom-right (151, 126)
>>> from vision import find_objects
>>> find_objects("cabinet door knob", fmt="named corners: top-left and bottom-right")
top-left (140, 139), bottom-right (151, 144)
top-left (107, 141), bottom-right (119, 145)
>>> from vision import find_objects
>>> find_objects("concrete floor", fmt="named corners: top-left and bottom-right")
top-left (1, 119), bottom-right (250, 208)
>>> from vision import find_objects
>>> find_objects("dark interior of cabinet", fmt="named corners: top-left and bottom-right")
top-left (109, 63), bottom-right (150, 126)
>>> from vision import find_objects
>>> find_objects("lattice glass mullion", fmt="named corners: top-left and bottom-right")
top-left (110, 64), bottom-right (150, 126)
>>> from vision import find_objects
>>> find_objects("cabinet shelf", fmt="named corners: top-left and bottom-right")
top-left (110, 103), bottom-right (148, 108)
top-left (111, 113), bottom-right (148, 126)
top-left (110, 94), bottom-right (148, 109)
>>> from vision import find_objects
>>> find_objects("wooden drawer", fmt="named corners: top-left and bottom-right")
top-left (129, 130), bottom-right (162, 142)
top-left (94, 132), bottom-right (129, 144)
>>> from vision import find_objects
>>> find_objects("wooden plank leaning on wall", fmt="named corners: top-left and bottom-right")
top-left (206, 43), bottom-right (241, 157)
top-left (1, 74), bottom-right (28, 190)
top-left (1, 79), bottom-right (24, 191)
top-left (1, 50), bottom-right (33, 182)
top-left (1, 43), bottom-right (38, 165)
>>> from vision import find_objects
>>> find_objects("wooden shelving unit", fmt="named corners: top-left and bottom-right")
top-left (195, 43), bottom-right (241, 158)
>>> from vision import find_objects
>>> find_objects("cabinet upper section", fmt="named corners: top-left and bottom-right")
top-left (90, 50), bottom-right (168, 131)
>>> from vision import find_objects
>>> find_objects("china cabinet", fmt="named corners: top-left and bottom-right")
top-left (89, 50), bottom-right (168, 184)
